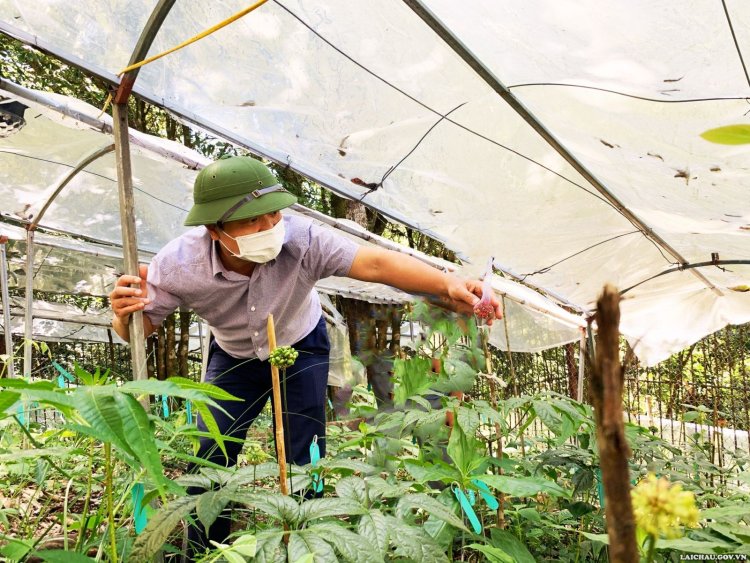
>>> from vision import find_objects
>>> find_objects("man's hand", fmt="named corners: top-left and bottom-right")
top-left (110, 264), bottom-right (150, 323)
top-left (110, 265), bottom-right (156, 341)
top-left (445, 278), bottom-right (503, 325)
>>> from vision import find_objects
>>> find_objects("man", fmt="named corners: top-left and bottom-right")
top-left (110, 155), bottom-right (501, 553)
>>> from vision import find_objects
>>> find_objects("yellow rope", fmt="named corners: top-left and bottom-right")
top-left (117, 0), bottom-right (270, 75)
top-left (97, 93), bottom-right (113, 119)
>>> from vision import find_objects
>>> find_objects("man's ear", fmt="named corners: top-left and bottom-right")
top-left (205, 224), bottom-right (220, 241)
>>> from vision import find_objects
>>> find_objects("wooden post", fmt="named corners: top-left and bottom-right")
top-left (590, 284), bottom-right (638, 563)
top-left (0, 236), bottom-right (15, 378)
top-left (267, 314), bottom-right (289, 495)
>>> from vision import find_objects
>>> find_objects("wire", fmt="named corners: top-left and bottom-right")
top-left (520, 230), bottom-right (644, 280)
top-left (620, 260), bottom-right (750, 296)
top-left (271, 1), bottom-right (616, 212)
top-left (721, 0), bottom-right (750, 89)
top-left (0, 151), bottom-right (189, 212)
top-left (508, 82), bottom-right (750, 104)
top-left (117, 0), bottom-right (271, 75)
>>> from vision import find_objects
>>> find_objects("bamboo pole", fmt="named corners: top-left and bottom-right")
top-left (267, 314), bottom-right (289, 495)
top-left (0, 236), bottom-right (15, 378)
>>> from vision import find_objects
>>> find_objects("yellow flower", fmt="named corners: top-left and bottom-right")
top-left (631, 474), bottom-right (699, 538)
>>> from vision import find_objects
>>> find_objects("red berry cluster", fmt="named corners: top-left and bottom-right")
top-left (473, 301), bottom-right (495, 320)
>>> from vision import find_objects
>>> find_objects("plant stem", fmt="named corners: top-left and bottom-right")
top-left (105, 442), bottom-right (118, 563)
top-left (645, 533), bottom-right (656, 563)
top-left (75, 441), bottom-right (95, 552)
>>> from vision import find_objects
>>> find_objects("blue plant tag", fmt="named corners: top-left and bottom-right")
top-left (472, 479), bottom-right (499, 510)
top-left (16, 403), bottom-right (25, 426)
top-left (52, 361), bottom-right (74, 382)
top-left (453, 486), bottom-right (481, 534)
top-left (468, 489), bottom-right (476, 506)
top-left (186, 400), bottom-right (192, 423)
top-left (57, 374), bottom-right (66, 389)
top-left (596, 467), bottom-right (605, 508)
top-left (161, 395), bottom-right (169, 418)
top-left (309, 437), bottom-right (323, 493)
top-left (131, 482), bottom-right (148, 534)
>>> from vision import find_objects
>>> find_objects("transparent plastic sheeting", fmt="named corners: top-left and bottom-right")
top-left (2, 0), bottom-right (747, 365)
top-left (0, 83), bottom-right (585, 354)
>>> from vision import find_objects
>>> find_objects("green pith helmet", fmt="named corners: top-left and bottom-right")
top-left (184, 156), bottom-right (297, 226)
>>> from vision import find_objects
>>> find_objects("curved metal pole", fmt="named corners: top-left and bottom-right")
top-left (31, 143), bottom-right (116, 229)
top-left (113, 0), bottom-right (177, 384)
top-left (23, 229), bottom-right (33, 378)
top-left (402, 0), bottom-right (723, 298)
top-left (620, 260), bottom-right (750, 296)
top-left (0, 236), bottom-right (15, 378)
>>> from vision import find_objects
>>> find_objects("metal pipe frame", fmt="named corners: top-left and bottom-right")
top-left (401, 0), bottom-right (723, 299)
top-left (0, 237), bottom-right (15, 378)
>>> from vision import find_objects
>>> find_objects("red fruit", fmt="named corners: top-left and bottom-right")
top-left (474, 301), bottom-right (495, 320)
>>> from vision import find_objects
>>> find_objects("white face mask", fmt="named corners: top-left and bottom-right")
top-left (218, 218), bottom-right (285, 263)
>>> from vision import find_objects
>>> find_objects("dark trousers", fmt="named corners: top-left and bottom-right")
top-left (187, 316), bottom-right (330, 558)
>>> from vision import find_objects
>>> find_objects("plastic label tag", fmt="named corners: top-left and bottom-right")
top-left (131, 482), bottom-right (148, 534)
top-left (453, 486), bottom-right (481, 534)
top-left (309, 436), bottom-right (323, 493)
top-left (472, 479), bottom-right (499, 510)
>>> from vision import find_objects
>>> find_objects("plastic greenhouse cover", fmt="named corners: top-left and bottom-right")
top-left (0, 82), bottom-right (583, 354)
top-left (2, 1), bottom-right (747, 364)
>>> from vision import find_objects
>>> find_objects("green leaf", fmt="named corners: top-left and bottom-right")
top-left (701, 124), bottom-right (750, 145)
top-left (477, 474), bottom-right (571, 499)
top-left (193, 400), bottom-right (228, 461)
top-left (0, 447), bottom-right (72, 463)
top-left (320, 458), bottom-right (379, 475)
top-left (233, 491), bottom-right (300, 524)
top-left (308, 522), bottom-right (383, 563)
top-left (230, 534), bottom-right (258, 557)
top-left (288, 530), bottom-right (338, 562)
top-left (0, 390), bottom-right (20, 413)
top-left (396, 493), bottom-right (469, 532)
top-left (34, 551), bottom-right (96, 563)
top-left (446, 416), bottom-right (484, 477)
top-left (335, 476), bottom-right (368, 505)
top-left (0, 538), bottom-right (33, 561)
top-left (702, 504), bottom-right (750, 520)
top-left (254, 530), bottom-right (286, 563)
top-left (489, 529), bottom-right (536, 563)
top-left (656, 537), bottom-right (724, 554)
top-left (579, 531), bottom-right (610, 545)
top-left (297, 497), bottom-right (366, 523)
top-left (195, 489), bottom-right (232, 532)
top-left (385, 515), bottom-right (449, 563)
top-left (72, 387), bottom-right (136, 458)
top-left (130, 495), bottom-right (199, 560)
top-left (467, 543), bottom-right (514, 563)
top-left (358, 509), bottom-right (390, 557)
top-left (112, 392), bottom-right (172, 493)
top-left (403, 459), bottom-right (460, 484)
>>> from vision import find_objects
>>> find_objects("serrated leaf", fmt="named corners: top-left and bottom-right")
top-left (231, 534), bottom-right (258, 557)
top-left (477, 474), bottom-right (570, 499)
top-left (195, 489), bottom-right (232, 532)
top-left (0, 446), bottom-right (72, 463)
top-left (396, 493), bottom-right (469, 532)
top-left (131, 495), bottom-right (199, 560)
top-left (488, 529), bottom-right (536, 563)
top-left (234, 491), bottom-right (300, 524)
top-left (656, 537), bottom-right (724, 554)
top-left (701, 124), bottom-right (750, 145)
top-left (35, 551), bottom-right (97, 563)
top-left (385, 515), bottom-right (449, 563)
top-left (321, 458), bottom-right (378, 475)
top-left (254, 530), bottom-right (286, 563)
top-left (297, 497), bottom-right (366, 523)
top-left (467, 543), bottom-right (514, 563)
top-left (403, 459), bottom-right (460, 484)
top-left (335, 476), bottom-right (367, 505)
top-left (167, 376), bottom-right (242, 401)
top-left (288, 530), bottom-right (338, 563)
top-left (0, 390), bottom-right (20, 413)
top-left (73, 388), bottom-right (135, 457)
top-left (702, 504), bottom-right (750, 520)
top-left (446, 417), bottom-right (483, 477)
top-left (358, 509), bottom-right (389, 557)
top-left (193, 401), bottom-right (228, 461)
top-left (113, 392), bottom-right (172, 492)
top-left (308, 522), bottom-right (383, 563)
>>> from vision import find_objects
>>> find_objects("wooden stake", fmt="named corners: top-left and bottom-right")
top-left (590, 285), bottom-right (638, 563)
top-left (267, 314), bottom-right (289, 495)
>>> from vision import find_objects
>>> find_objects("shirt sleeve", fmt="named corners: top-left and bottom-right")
top-left (143, 254), bottom-right (183, 327)
top-left (303, 221), bottom-right (360, 281)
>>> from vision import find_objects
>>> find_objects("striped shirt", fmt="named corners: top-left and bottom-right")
top-left (144, 214), bottom-right (359, 360)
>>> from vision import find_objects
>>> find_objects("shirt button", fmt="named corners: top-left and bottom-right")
top-left (251, 306), bottom-right (256, 311)
top-left (254, 331), bottom-right (259, 336)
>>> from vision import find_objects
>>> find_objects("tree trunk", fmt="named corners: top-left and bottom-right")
top-left (178, 311), bottom-right (191, 377)
top-left (590, 284), bottom-right (638, 563)
top-left (165, 313), bottom-right (177, 378)
top-left (156, 325), bottom-right (166, 381)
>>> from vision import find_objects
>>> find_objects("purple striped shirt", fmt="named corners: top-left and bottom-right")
top-left (144, 214), bottom-right (359, 360)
